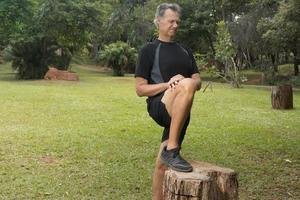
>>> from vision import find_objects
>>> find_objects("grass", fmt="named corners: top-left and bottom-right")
top-left (0, 63), bottom-right (299, 199)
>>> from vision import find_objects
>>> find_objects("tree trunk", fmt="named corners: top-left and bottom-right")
top-left (163, 161), bottom-right (238, 200)
top-left (292, 48), bottom-right (299, 76)
top-left (271, 85), bottom-right (293, 109)
top-left (271, 54), bottom-right (278, 72)
top-left (206, 34), bottom-right (216, 57)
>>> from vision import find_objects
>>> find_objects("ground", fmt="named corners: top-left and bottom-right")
top-left (0, 62), bottom-right (299, 199)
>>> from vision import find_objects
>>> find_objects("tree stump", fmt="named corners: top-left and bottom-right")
top-left (44, 67), bottom-right (79, 81)
top-left (163, 161), bottom-right (238, 200)
top-left (271, 85), bottom-right (293, 109)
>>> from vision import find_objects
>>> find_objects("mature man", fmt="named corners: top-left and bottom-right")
top-left (135, 3), bottom-right (201, 200)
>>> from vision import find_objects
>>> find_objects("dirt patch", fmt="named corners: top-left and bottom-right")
top-left (39, 155), bottom-right (59, 165)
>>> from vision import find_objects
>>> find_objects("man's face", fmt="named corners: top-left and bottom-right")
top-left (158, 9), bottom-right (180, 38)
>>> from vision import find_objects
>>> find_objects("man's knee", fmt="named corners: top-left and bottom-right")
top-left (179, 78), bottom-right (197, 94)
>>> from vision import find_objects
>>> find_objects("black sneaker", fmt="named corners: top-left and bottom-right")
top-left (160, 146), bottom-right (193, 172)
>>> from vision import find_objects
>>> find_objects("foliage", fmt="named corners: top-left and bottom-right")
top-left (174, 0), bottom-right (217, 53)
top-left (0, 0), bottom-right (34, 49)
top-left (99, 41), bottom-right (137, 76)
top-left (257, 0), bottom-right (300, 75)
top-left (215, 21), bottom-right (240, 87)
top-left (35, 0), bottom-right (103, 52)
top-left (3, 37), bottom-right (63, 79)
top-left (194, 53), bottom-right (206, 70)
top-left (1, 0), bottom-right (105, 79)
top-left (1, 0), bottom-right (299, 79)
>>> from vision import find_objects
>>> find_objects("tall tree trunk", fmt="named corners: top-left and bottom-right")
top-left (292, 48), bottom-right (299, 76)
top-left (207, 34), bottom-right (216, 56)
top-left (271, 54), bottom-right (278, 72)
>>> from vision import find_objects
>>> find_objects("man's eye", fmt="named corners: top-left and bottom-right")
top-left (170, 20), bottom-right (179, 24)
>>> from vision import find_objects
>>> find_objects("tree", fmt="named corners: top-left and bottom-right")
top-left (3, 0), bottom-right (105, 79)
top-left (102, 0), bottom-right (153, 49)
top-left (36, 0), bottom-right (103, 53)
top-left (175, 0), bottom-right (217, 54)
top-left (215, 21), bottom-right (240, 88)
top-left (258, 0), bottom-right (300, 76)
top-left (0, 0), bottom-right (34, 49)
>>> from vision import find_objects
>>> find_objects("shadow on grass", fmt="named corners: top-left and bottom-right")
top-left (0, 72), bottom-right (18, 82)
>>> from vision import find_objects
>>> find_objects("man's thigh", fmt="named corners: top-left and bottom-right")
top-left (161, 86), bottom-right (179, 116)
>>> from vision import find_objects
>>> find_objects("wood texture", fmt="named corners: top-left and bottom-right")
top-left (163, 161), bottom-right (238, 200)
top-left (271, 85), bottom-right (293, 109)
top-left (44, 67), bottom-right (79, 81)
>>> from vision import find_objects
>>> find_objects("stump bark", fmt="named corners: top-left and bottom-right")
top-left (271, 85), bottom-right (293, 109)
top-left (44, 67), bottom-right (79, 81)
top-left (163, 161), bottom-right (238, 200)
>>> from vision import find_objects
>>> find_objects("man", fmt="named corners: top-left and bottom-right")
top-left (135, 3), bottom-right (201, 200)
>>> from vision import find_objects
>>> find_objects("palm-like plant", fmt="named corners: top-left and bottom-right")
top-left (100, 41), bottom-right (137, 76)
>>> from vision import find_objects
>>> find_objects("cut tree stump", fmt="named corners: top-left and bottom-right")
top-left (271, 85), bottom-right (293, 109)
top-left (163, 161), bottom-right (238, 200)
top-left (44, 67), bottom-right (79, 81)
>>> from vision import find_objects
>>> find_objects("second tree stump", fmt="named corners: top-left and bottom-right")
top-left (271, 84), bottom-right (293, 109)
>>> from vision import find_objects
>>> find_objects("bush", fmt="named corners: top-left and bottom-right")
top-left (263, 66), bottom-right (292, 86)
top-left (50, 48), bottom-right (72, 70)
top-left (3, 37), bottom-right (70, 79)
top-left (194, 53), bottom-right (206, 71)
top-left (99, 41), bottom-right (137, 76)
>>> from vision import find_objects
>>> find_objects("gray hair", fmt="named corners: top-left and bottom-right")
top-left (153, 3), bottom-right (182, 28)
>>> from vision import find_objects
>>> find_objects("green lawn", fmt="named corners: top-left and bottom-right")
top-left (0, 63), bottom-right (299, 199)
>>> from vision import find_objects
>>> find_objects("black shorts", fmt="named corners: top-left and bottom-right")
top-left (147, 93), bottom-right (190, 145)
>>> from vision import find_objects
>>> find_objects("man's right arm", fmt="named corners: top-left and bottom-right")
top-left (135, 77), bottom-right (168, 97)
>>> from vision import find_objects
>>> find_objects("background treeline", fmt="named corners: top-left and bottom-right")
top-left (0, 0), bottom-right (299, 81)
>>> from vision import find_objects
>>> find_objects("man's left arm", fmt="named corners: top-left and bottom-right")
top-left (191, 73), bottom-right (202, 91)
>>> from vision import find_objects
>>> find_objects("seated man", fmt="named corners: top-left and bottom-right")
top-left (135, 3), bottom-right (201, 200)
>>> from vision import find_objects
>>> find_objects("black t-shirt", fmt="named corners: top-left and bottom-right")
top-left (135, 39), bottom-right (199, 99)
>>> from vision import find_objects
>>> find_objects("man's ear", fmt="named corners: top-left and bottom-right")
top-left (157, 17), bottom-right (161, 25)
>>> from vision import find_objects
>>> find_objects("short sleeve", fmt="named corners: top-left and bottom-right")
top-left (187, 48), bottom-right (200, 75)
top-left (135, 44), bottom-right (154, 81)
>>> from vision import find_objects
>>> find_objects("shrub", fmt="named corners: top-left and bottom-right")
top-left (3, 37), bottom-right (70, 79)
top-left (194, 53), bottom-right (206, 71)
top-left (99, 41), bottom-right (137, 76)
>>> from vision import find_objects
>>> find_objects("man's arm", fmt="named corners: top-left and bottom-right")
top-left (191, 73), bottom-right (202, 91)
top-left (135, 77), bottom-right (168, 97)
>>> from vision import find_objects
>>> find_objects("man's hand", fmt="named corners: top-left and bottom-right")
top-left (168, 74), bottom-right (185, 89)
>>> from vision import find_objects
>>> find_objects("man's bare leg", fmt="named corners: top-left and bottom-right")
top-left (162, 78), bottom-right (197, 150)
top-left (152, 140), bottom-right (168, 200)
top-left (152, 78), bottom-right (197, 198)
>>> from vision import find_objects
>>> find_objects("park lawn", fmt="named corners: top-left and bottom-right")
top-left (0, 63), bottom-right (299, 199)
